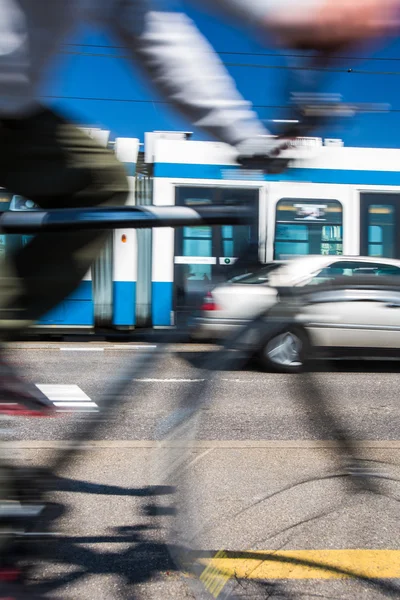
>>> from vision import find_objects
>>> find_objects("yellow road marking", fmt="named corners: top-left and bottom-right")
top-left (199, 550), bottom-right (400, 581)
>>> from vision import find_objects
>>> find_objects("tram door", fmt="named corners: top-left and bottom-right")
top-left (360, 193), bottom-right (400, 259)
top-left (174, 187), bottom-right (259, 321)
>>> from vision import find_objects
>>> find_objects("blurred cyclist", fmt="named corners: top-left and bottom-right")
top-left (0, 0), bottom-right (397, 412)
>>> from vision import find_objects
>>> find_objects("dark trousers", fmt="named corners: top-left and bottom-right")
top-left (0, 108), bottom-right (129, 333)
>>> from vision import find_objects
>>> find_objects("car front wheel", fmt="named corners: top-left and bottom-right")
top-left (258, 328), bottom-right (309, 373)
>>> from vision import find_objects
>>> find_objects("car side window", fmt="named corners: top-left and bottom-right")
top-left (308, 264), bottom-right (347, 284)
top-left (311, 261), bottom-right (400, 283)
top-left (373, 264), bottom-right (400, 277)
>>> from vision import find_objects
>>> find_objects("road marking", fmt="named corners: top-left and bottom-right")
top-left (133, 378), bottom-right (204, 383)
top-left (52, 401), bottom-right (97, 408)
top-left (200, 549), bottom-right (400, 580)
top-left (35, 384), bottom-right (98, 410)
top-left (7, 343), bottom-right (219, 352)
top-left (110, 345), bottom-right (157, 350)
top-left (3, 440), bottom-right (400, 449)
top-left (60, 347), bottom-right (104, 352)
top-left (123, 377), bottom-right (281, 384)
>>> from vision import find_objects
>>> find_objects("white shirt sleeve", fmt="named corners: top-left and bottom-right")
top-left (110, 0), bottom-right (269, 146)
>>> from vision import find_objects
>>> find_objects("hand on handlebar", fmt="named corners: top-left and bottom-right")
top-left (266, 0), bottom-right (400, 52)
top-left (236, 137), bottom-right (292, 174)
top-left (236, 0), bottom-right (399, 175)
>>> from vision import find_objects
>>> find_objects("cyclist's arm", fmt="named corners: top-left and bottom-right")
top-left (189, 0), bottom-right (400, 50)
top-left (190, 0), bottom-right (320, 31)
top-left (110, 0), bottom-right (268, 147)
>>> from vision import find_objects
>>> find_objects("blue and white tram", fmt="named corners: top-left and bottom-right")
top-left (150, 133), bottom-right (400, 327)
top-left (3, 129), bottom-right (400, 332)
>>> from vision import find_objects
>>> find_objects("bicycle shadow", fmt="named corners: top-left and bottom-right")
top-left (23, 473), bottom-right (400, 600)
top-left (24, 476), bottom-right (180, 599)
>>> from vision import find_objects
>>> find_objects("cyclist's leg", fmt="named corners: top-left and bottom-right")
top-left (0, 108), bottom-right (129, 411)
top-left (0, 107), bottom-right (129, 330)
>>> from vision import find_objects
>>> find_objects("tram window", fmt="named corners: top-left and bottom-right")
top-left (182, 224), bottom-right (212, 257)
top-left (177, 189), bottom-right (214, 258)
top-left (221, 188), bottom-right (259, 206)
top-left (367, 205), bottom-right (395, 257)
top-left (220, 189), bottom-right (258, 254)
top-left (176, 187), bottom-right (214, 206)
top-left (274, 199), bottom-right (343, 259)
top-left (176, 187), bottom-right (258, 256)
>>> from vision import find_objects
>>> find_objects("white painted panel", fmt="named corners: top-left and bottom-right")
top-left (35, 384), bottom-right (98, 410)
top-left (152, 228), bottom-right (174, 282)
top-left (153, 178), bottom-right (175, 206)
top-left (154, 139), bottom-right (237, 165)
top-left (115, 138), bottom-right (139, 206)
top-left (290, 147), bottom-right (400, 172)
top-left (259, 184), bottom-right (268, 263)
top-left (175, 256), bottom-right (216, 265)
top-left (145, 131), bottom-right (190, 163)
top-left (152, 137), bottom-right (400, 172)
top-left (346, 187), bottom-right (361, 256)
top-left (126, 175), bottom-right (135, 206)
top-left (151, 179), bottom-right (175, 283)
top-left (113, 229), bottom-right (137, 282)
top-left (115, 137), bottom-right (140, 164)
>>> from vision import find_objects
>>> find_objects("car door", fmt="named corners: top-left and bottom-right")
top-left (299, 261), bottom-right (400, 349)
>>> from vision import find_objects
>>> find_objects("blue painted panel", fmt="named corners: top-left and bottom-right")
top-left (152, 282), bottom-right (173, 326)
top-left (38, 281), bottom-right (94, 325)
top-left (68, 281), bottom-right (93, 301)
top-left (63, 301), bottom-right (94, 325)
top-left (154, 163), bottom-right (400, 187)
top-left (113, 281), bottom-right (136, 326)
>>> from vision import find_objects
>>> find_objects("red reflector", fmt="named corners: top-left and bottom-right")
top-left (200, 292), bottom-right (220, 312)
top-left (0, 404), bottom-right (55, 418)
top-left (0, 568), bottom-right (20, 582)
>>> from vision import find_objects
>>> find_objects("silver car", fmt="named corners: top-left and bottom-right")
top-left (191, 255), bottom-right (400, 372)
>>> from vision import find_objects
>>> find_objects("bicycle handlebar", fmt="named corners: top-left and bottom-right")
top-left (0, 205), bottom-right (254, 233)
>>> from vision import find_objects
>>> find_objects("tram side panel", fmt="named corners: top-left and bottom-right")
top-left (111, 138), bottom-right (140, 328)
top-left (151, 178), bottom-right (175, 326)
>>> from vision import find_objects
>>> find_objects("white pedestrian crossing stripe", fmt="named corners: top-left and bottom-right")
top-left (35, 384), bottom-right (98, 411)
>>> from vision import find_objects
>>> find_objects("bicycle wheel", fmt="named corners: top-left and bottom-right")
top-left (153, 300), bottom-right (400, 600)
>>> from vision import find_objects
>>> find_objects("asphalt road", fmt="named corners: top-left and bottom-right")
top-left (3, 343), bottom-right (400, 599)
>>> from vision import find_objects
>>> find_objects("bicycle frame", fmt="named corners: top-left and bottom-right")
top-left (0, 47), bottom-right (395, 599)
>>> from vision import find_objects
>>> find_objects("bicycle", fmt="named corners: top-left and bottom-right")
top-left (0, 48), bottom-right (397, 600)
top-left (154, 277), bottom-right (400, 600)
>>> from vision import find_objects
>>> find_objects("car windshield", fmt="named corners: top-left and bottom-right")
top-left (229, 263), bottom-right (284, 284)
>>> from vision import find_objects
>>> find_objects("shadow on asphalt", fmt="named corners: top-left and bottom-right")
top-left (22, 475), bottom-right (178, 600)
top-left (23, 474), bottom-right (400, 600)
top-left (180, 351), bottom-right (400, 374)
